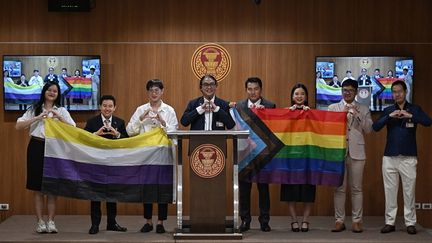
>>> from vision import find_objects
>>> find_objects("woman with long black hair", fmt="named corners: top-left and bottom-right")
top-left (16, 82), bottom-right (75, 233)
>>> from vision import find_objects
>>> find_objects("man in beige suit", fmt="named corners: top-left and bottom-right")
top-left (328, 79), bottom-right (373, 233)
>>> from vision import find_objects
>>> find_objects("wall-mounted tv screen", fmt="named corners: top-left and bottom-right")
top-left (315, 56), bottom-right (413, 112)
top-left (3, 60), bottom-right (22, 78)
top-left (3, 55), bottom-right (101, 111)
top-left (316, 61), bottom-right (334, 78)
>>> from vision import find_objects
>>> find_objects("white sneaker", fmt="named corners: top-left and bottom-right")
top-left (46, 220), bottom-right (58, 233)
top-left (36, 219), bottom-right (47, 233)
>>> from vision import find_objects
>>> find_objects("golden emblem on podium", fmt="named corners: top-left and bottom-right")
top-left (190, 144), bottom-right (225, 178)
top-left (191, 43), bottom-right (231, 82)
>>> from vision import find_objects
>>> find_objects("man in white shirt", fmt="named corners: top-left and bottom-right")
top-left (126, 79), bottom-right (178, 234)
top-left (28, 70), bottom-right (44, 87)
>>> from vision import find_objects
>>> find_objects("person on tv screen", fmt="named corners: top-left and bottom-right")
top-left (15, 82), bottom-right (76, 234)
top-left (17, 73), bottom-right (29, 87)
top-left (180, 75), bottom-right (235, 131)
top-left (329, 75), bottom-right (342, 88)
top-left (86, 67), bottom-right (100, 109)
top-left (342, 70), bottom-right (355, 82)
top-left (84, 95), bottom-right (128, 235)
top-left (58, 68), bottom-right (71, 107)
top-left (44, 67), bottom-right (58, 84)
top-left (230, 77), bottom-right (275, 233)
top-left (316, 71), bottom-right (326, 85)
top-left (17, 74), bottom-right (29, 110)
top-left (398, 68), bottom-right (413, 103)
top-left (372, 80), bottom-right (431, 235)
top-left (29, 70), bottom-right (44, 87)
top-left (3, 70), bottom-right (14, 83)
top-left (387, 69), bottom-right (394, 78)
top-left (371, 68), bottom-right (385, 111)
top-left (126, 79), bottom-right (178, 234)
top-left (281, 83), bottom-right (315, 233)
top-left (328, 79), bottom-right (372, 233)
top-left (357, 68), bottom-right (371, 86)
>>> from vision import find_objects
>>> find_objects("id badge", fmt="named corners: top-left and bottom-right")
top-left (216, 121), bottom-right (224, 127)
top-left (406, 122), bottom-right (414, 128)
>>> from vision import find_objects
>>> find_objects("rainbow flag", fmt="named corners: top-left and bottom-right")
top-left (377, 77), bottom-right (402, 99)
top-left (233, 108), bottom-right (347, 186)
top-left (42, 119), bottom-right (175, 203)
top-left (64, 77), bottom-right (92, 99)
top-left (3, 82), bottom-right (41, 104)
top-left (316, 82), bottom-right (342, 105)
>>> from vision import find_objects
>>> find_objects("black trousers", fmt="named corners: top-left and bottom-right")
top-left (90, 201), bottom-right (117, 226)
top-left (239, 181), bottom-right (270, 223)
top-left (143, 203), bottom-right (168, 221)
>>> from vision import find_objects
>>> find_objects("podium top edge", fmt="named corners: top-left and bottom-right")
top-left (167, 130), bottom-right (249, 138)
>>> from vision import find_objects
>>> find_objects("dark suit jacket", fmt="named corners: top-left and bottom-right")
top-left (237, 98), bottom-right (276, 110)
top-left (180, 96), bottom-right (236, 130)
top-left (84, 114), bottom-right (128, 139)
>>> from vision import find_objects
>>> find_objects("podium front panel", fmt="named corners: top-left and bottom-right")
top-left (189, 135), bottom-right (226, 233)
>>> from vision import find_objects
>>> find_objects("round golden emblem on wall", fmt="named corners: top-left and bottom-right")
top-left (359, 57), bottom-right (371, 69)
top-left (46, 56), bottom-right (58, 69)
top-left (191, 43), bottom-right (231, 82)
top-left (190, 144), bottom-right (226, 178)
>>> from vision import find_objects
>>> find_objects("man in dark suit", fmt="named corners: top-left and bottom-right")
top-left (357, 68), bottom-right (371, 86)
top-left (180, 75), bottom-right (235, 130)
top-left (231, 77), bottom-right (275, 232)
top-left (84, 95), bottom-right (128, 234)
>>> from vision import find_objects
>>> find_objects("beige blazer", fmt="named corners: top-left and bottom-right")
top-left (328, 101), bottom-right (373, 160)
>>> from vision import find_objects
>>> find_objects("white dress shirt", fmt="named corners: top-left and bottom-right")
top-left (17, 105), bottom-right (76, 138)
top-left (126, 100), bottom-right (178, 136)
top-left (195, 96), bottom-right (220, 131)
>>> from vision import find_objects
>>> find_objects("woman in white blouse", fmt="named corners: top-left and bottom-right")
top-left (126, 79), bottom-right (178, 234)
top-left (16, 82), bottom-right (76, 234)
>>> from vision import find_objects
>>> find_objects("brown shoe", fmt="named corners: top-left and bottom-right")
top-left (331, 221), bottom-right (346, 232)
top-left (352, 222), bottom-right (363, 233)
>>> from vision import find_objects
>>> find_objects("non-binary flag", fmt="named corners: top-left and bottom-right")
top-left (42, 119), bottom-right (175, 203)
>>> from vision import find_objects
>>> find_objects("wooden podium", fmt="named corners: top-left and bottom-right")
top-left (167, 130), bottom-right (249, 240)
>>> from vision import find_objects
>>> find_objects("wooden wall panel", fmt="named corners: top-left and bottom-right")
top-left (1, 0), bottom-right (431, 227)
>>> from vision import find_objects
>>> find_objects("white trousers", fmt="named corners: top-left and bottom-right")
top-left (334, 155), bottom-right (365, 223)
top-left (382, 156), bottom-right (417, 226)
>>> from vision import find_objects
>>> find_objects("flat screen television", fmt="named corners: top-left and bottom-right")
top-left (316, 61), bottom-right (334, 78)
top-left (3, 60), bottom-right (22, 78)
top-left (315, 56), bottom-right (414, 112)
top-left (3, 55), bottom-right (101, 111)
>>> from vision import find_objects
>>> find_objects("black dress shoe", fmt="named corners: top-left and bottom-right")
top-left (407, 225), bottom-right (417, 235)
top-left (239, 221), bottom-right (250, 232)
top-left (260, 222), bottom-right (271, 232)
top-left (156, 224), bottom-right (166, 234)
top-left (140, 223), bottom-right (153, 233)
top-left (106, 223), bottom-right (127, 232)
top-left (380, 224), bottom-right (395, 233)
top-left (88, 225), bottom-right (99, 234)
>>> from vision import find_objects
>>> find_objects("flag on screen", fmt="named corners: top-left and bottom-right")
top-left (64, 77), bottom-right (92, 99)
top-left (377, 77), bottom-right (402, 99)
top-left (4, 82), bottom-right (41, 104)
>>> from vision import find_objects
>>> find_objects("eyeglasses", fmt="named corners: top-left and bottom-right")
top-left (202, 83), bottom-right (216, 88)
top-left (342, 89), bottom-right (356, 94)
top-left (148, 88), bottom-right (162, 94)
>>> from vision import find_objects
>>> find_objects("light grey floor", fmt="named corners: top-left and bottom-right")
top-left (0, 215), bottom-right (431, 243)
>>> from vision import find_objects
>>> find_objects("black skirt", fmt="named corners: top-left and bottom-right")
top-left (26, 137), bottom-right (45, 191)
top-left (280, 184), bottom-right (316, 203)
